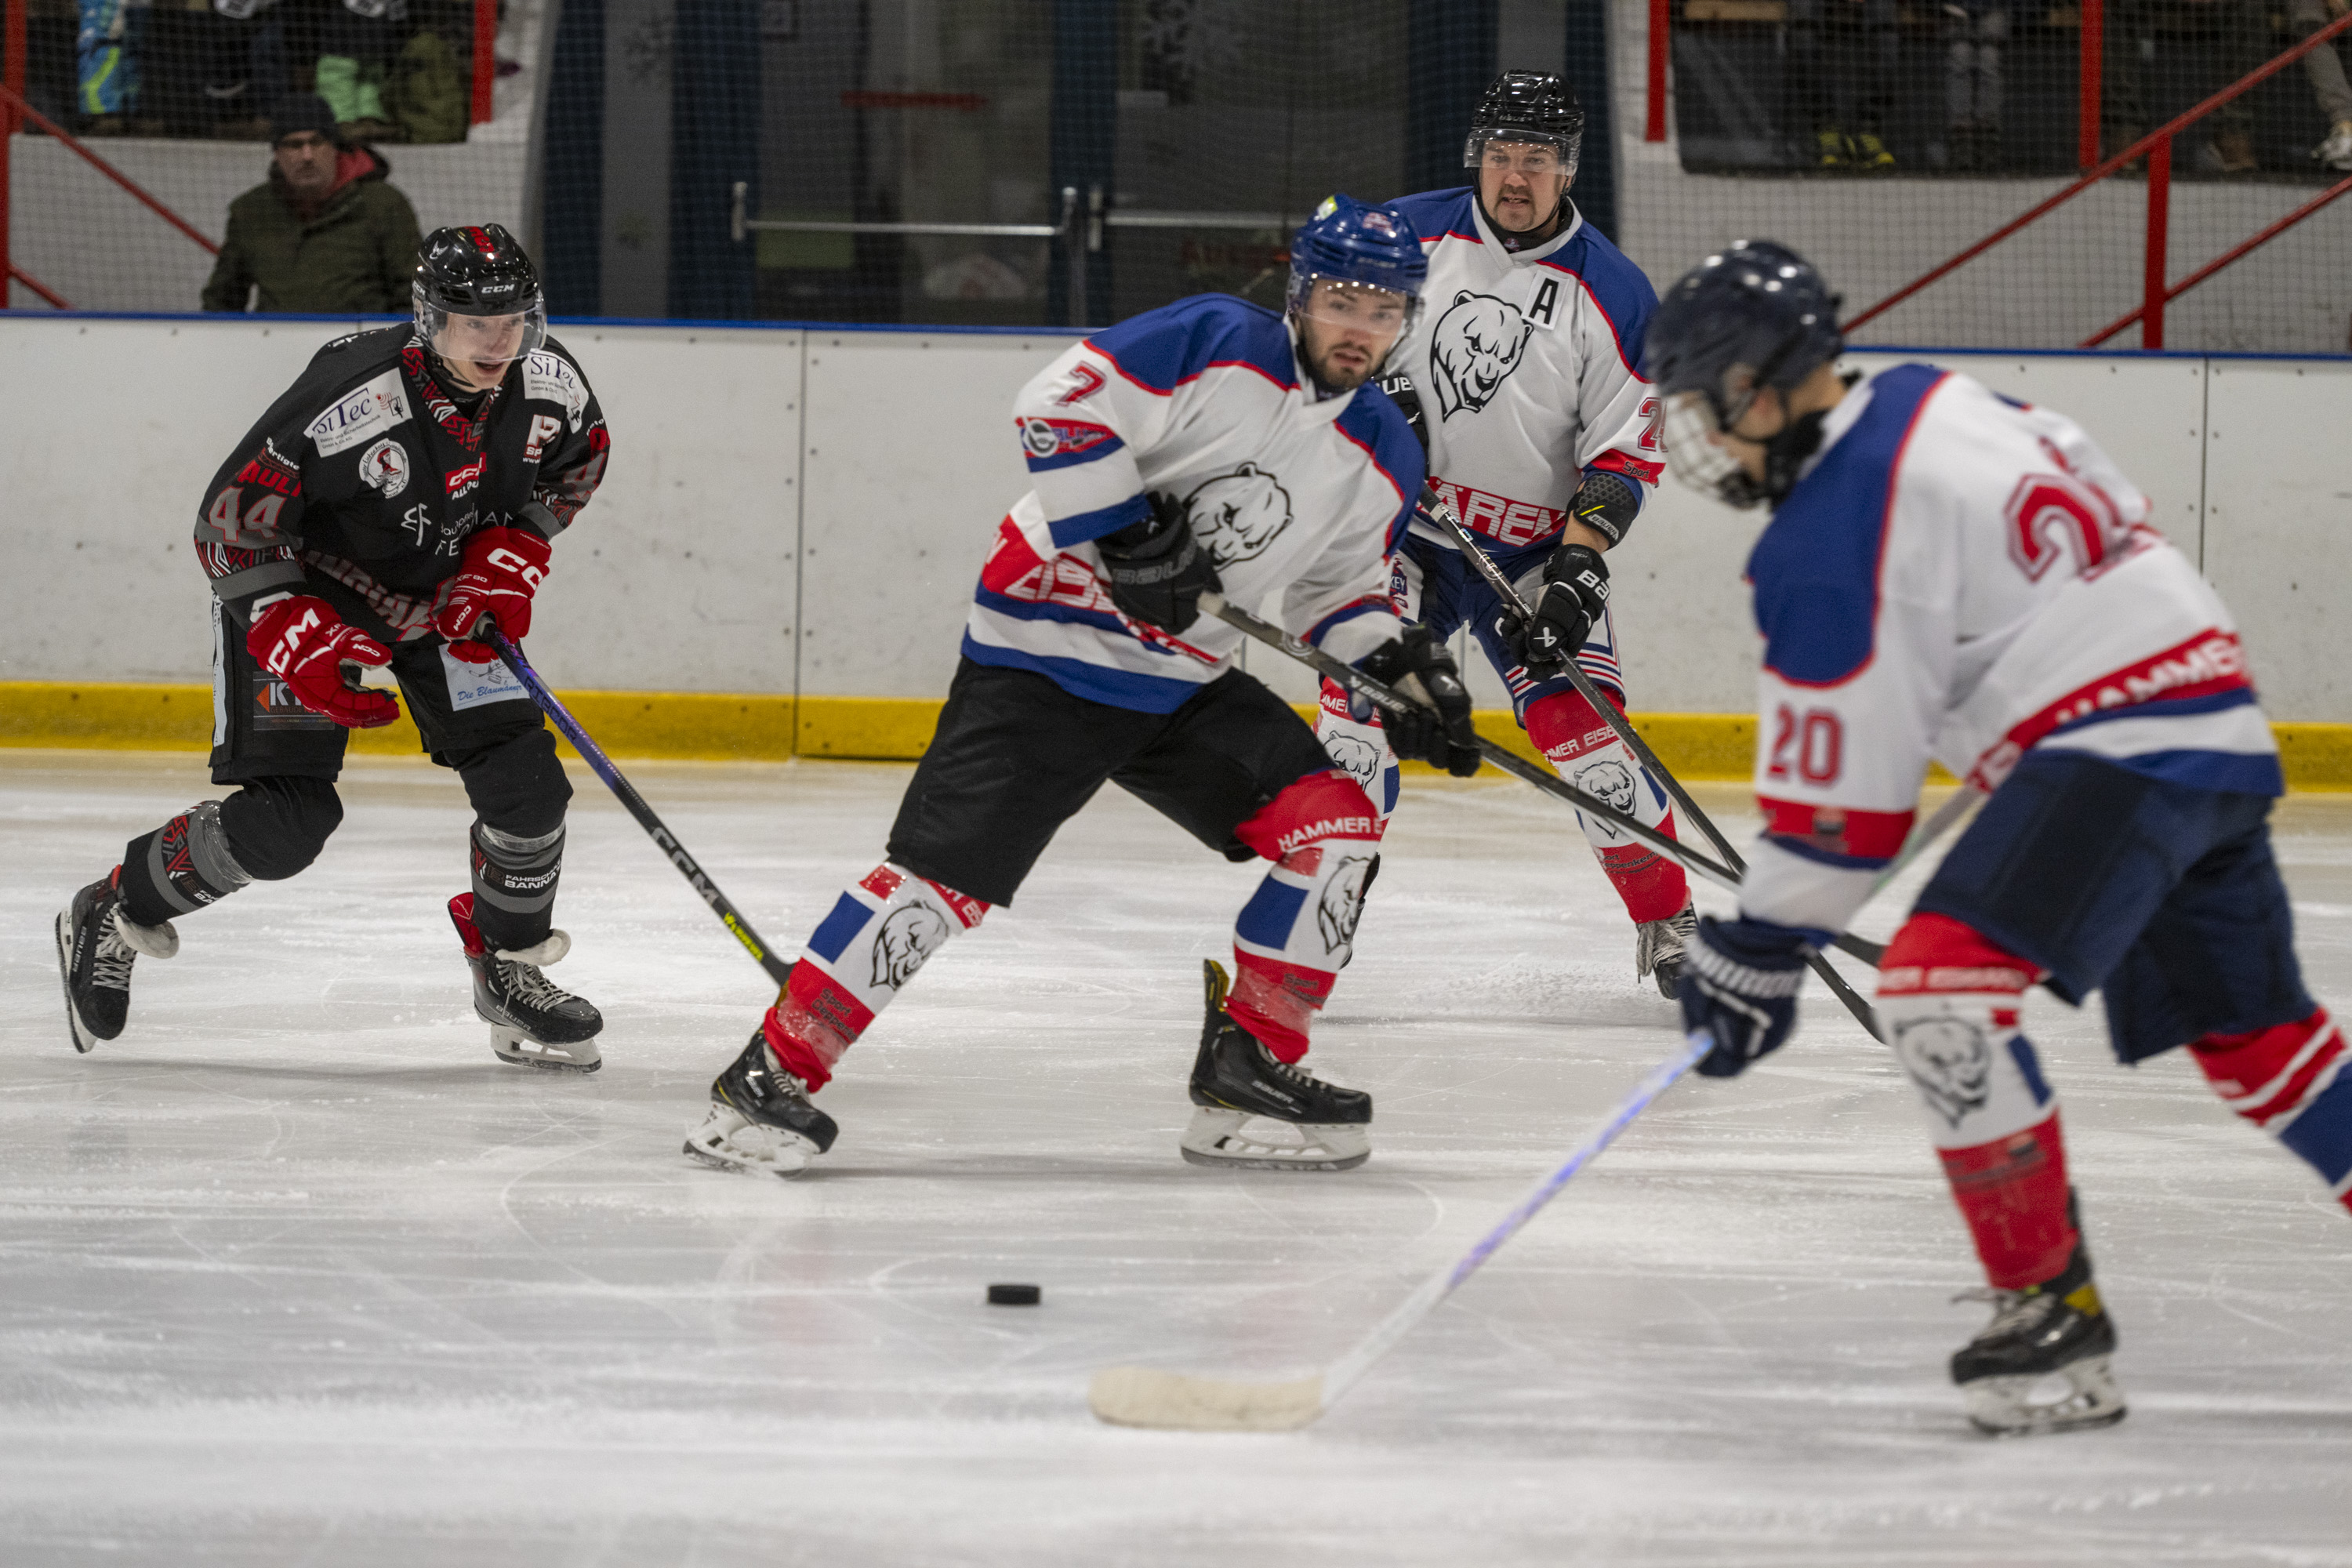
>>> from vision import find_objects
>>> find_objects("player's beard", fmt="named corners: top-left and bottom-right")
top-left (1299, 325), bottom-right (1384, 397)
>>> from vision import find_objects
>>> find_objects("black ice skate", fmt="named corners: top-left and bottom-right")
top-left (448, 894), bottom-right (603, 1072)
top-left (1636, 902), bottom-right (1697, 1000)
top-left (1951, 1240), bottom-right (2127, 1436)
top-left (683, 1028), bottom-right (839, 1178)
top-left (1181, 960), bottom-right (1372, 1171)
top-left (54, 871), bottom-right (178, 1053)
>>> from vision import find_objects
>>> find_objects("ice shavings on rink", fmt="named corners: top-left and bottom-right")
top-left (3, 751), bottom-right (2350, 1566)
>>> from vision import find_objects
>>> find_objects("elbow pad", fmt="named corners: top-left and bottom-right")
top-left (1569, 470), bottom-right (1642, 547)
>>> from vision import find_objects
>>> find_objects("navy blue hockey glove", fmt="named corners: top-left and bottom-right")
top-left (1357, 626), bottom-right (1481, 779)
top-left (1679, 915), bottom-right (1811, 1077)
top-left (1518, 542), bottom-right (1609, 674)
top-left (1100, 494), bottom-right (1221, 636)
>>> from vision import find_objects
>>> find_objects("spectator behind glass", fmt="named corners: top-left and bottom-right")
top-left (200, 93), bottom-right (423, 313)
top-left (1942, 1), bottom-right (2008, 172)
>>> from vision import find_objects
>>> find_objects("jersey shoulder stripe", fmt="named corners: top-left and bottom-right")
top-left (1086, 293), bottom-right (1294, 396)
top-left (1535, 223), bottom-right (1659, 376)
top-left (1334, 387), bottom-right (1425, 546)
top-left (1391, 187), bottom-right (1478, 246)
top-left (1748, 364), bottom-right (1948, 688)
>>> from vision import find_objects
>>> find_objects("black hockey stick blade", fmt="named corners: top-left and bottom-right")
top-left (488, 629), bottom-right (796, 986)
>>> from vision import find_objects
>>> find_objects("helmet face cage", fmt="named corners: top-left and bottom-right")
top-left (413, 285), bottom-right (549, 377)
top-left (1661, 383), bottom-right (1769, 510)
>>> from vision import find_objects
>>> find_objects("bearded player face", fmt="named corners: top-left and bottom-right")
top-left (1295, 278), bottom-right (1412, 394)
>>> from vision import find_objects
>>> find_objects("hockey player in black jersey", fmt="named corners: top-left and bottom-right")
top-left (54, 224), bottom-right (615, 1072)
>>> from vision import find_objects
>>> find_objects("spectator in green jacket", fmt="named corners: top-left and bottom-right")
top-left (200, 93), bottom-right (423, 313)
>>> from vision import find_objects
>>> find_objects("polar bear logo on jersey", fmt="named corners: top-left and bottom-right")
top-left (1179, 463), bottom-right (1294, 567)
top-left (1893, 1015), bottom-right (1995, 1128)
top-left (1323, 734), bottom-right (1381, 793)
top-left (1317, 854), bottom-right (1376, 955)
top-left (870, 903), bottom-right (951, 990)
top-left (1430, 289), bottom-right (1534, 419)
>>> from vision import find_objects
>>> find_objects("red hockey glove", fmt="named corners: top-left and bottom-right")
top-left (435, 525), bottom-right (552, 662)
top-left (246, 595), bottom-right (400, 729)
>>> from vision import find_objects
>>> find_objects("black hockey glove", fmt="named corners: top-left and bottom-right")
top-left (1518, 542), bottom-right (1610, 675)
top-left (1099, 494), bottom-right (1221, 636)
top-left (1357, 626), bottom-right (1481, 779)
top-left (1679, 916), bottom-right (1810, 1077)
top-left (1374, 371), bottom-right (1429, 459)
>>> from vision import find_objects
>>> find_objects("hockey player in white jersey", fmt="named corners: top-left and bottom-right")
top-left (684, 196), bottom-right (1481, 1179)
top-left (1314, 71), bottom-right (1696, 995)
top-left (1655, 241), bottom-right (2352, 1436)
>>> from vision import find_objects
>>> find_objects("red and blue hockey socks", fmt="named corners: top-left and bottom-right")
top-left (1878, 913), bottom-right (2078, 1289)
top-left (2190, 1009), bottom-right (2352, 1212)
top-left (1522, 688), bottom-right (1689, 924)
top-left (1226, 770), bottom-right (1385, 1062)
top-left (761, 864), bottom-right (990, 1091)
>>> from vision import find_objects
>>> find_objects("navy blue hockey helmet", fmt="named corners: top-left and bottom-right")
top-left (1644, 240), bottom-right (1844, 508)
top-left (1287, 194), bottom-right (1427, 322)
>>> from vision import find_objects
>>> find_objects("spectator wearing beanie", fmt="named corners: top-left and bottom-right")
top-left (200, 93), bottom-right (423, 313)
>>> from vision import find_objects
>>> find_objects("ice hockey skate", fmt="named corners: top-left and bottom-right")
top-left (448, 894), bottom-right (603, 1071)
top-left (1181, 960), bottom-right (1372, 1171)
top-left (1950, 1243), bottom-right (2127, 1436)
top-left (684, 1029), bottom-right (839, 1178)
top-left (54, 872), bottom-right (178, 1053)
top-left (1637, 903), bottom-right (1697, 1000)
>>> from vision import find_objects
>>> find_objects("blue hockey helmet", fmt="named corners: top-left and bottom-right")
top-left (1643, 240), bottom-right (1844, 509)
top-left (1286, 194), bottom-right (1427, 328)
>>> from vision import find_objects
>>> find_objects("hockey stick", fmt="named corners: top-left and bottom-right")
top-left (1207, 591), bottom-right (1886, 1039)
top-left (486, 628), bottom-right (795, 986)
top-left (1420, 495), bottom-right (1885, 989)
top-left (1090, 1030), bottom-right (1712, 1431)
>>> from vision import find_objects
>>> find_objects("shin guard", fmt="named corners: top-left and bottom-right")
top-left (1880, 913), bottom-right (2078, 1288)
top-left (763, 863), bottom-right (989, 1091)
top-left (120, 801), bottom-right (254, 927)
top-left (1227, 771), bottom-right (1384, 1062)
top-left (1315, 677), bottom-right (1401, 829)
top-left (470, 820), bottom-right (564, 951)
top-left (2190, 1009), bottom-right (2352, 1210)
top-left (1522, 688), bottom-right (1689, 923)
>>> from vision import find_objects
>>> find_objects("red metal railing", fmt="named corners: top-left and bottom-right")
top-left (1842, 9), bottom-right (2352, 348)
top-left (3, 0), bottom-right (22, 305)
top-left (0, 82), bottom-right (221, 256)
top-left (471, 0), bottom-right (497, 128)
top-left (2084, 168), bottom-right (2352, 346)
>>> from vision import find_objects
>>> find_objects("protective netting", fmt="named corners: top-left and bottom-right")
top-left (1635, 0), bottom-right (2352, 352)
top-left (3, 0), bottom-right (532, 312)
top-left (5, 0), bottom-right (2347, 350)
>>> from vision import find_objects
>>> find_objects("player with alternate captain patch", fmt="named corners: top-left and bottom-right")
top-left (1653, 241), bottom-right (2352, 1436)
top-left (684, 194), bottom-right (1485, 1179)
top-left (54, 224), bottom-right (615, 1073)
top-left (1315, 71), bottom-right (1699, 996)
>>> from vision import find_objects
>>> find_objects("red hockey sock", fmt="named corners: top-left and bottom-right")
top-left (1523, 688), bottom-right (1690, 923)
top-left (1940, 1111), bottom-right (2079, 1290)
top-left (2192, 1008), bottom-right (2352, 1211)
top-left (762, 961), bottom-right (868, 1093)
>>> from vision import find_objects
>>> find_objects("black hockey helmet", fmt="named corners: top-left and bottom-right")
top-left (412, 224), bottom-right (547, 385)
top-left (1643, 240), bottom-right (1846, 509)
top-left (1464, 71), bottom-right (1585, 175)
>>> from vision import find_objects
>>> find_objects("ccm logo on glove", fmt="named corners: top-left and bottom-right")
top-left (435, 525), bottom-right (554, 662)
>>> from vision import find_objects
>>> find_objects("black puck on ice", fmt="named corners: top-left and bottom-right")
top-left (986, 1283), bottom-right (1041, 1306)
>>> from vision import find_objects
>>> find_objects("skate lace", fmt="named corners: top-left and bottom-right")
top-left (499, 959), bottom-right (574, 1011)
top-left (1953, 1285), bottom-right (2055, 1338)
top-left (1254, 1043), bottom-right (1319, 1090)
top-left (90, 925), bottom-right (138, 991)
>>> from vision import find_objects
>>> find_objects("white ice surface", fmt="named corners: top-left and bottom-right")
top-left (2, 751), bottom-right (2349, 1566)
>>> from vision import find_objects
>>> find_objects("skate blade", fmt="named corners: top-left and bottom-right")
top-left (489, 1025), bottom-right (602, 1073)
top-left (682, 1105), bottom-right (818, 1178)
top-left (1962, 1354), bottom-right (2129, 1436)
top-left (1179, 1108), bottom-right (1370, 1172)
top-left (54, 909), bottom-right (103, 1055)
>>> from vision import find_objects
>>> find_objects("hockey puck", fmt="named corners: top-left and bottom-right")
top-left (986, 1283), bottom-right (1041, 1306)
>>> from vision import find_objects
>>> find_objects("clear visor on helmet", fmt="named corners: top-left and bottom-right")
top-left (1462, 132), bottom-right (1577, 176)
top-left (414, 287), bottom-right (548, 381)
top-left (1286, 273), bottom-right (1421, 350)
top-left (1661, 380), bottom-right (1770, 510)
